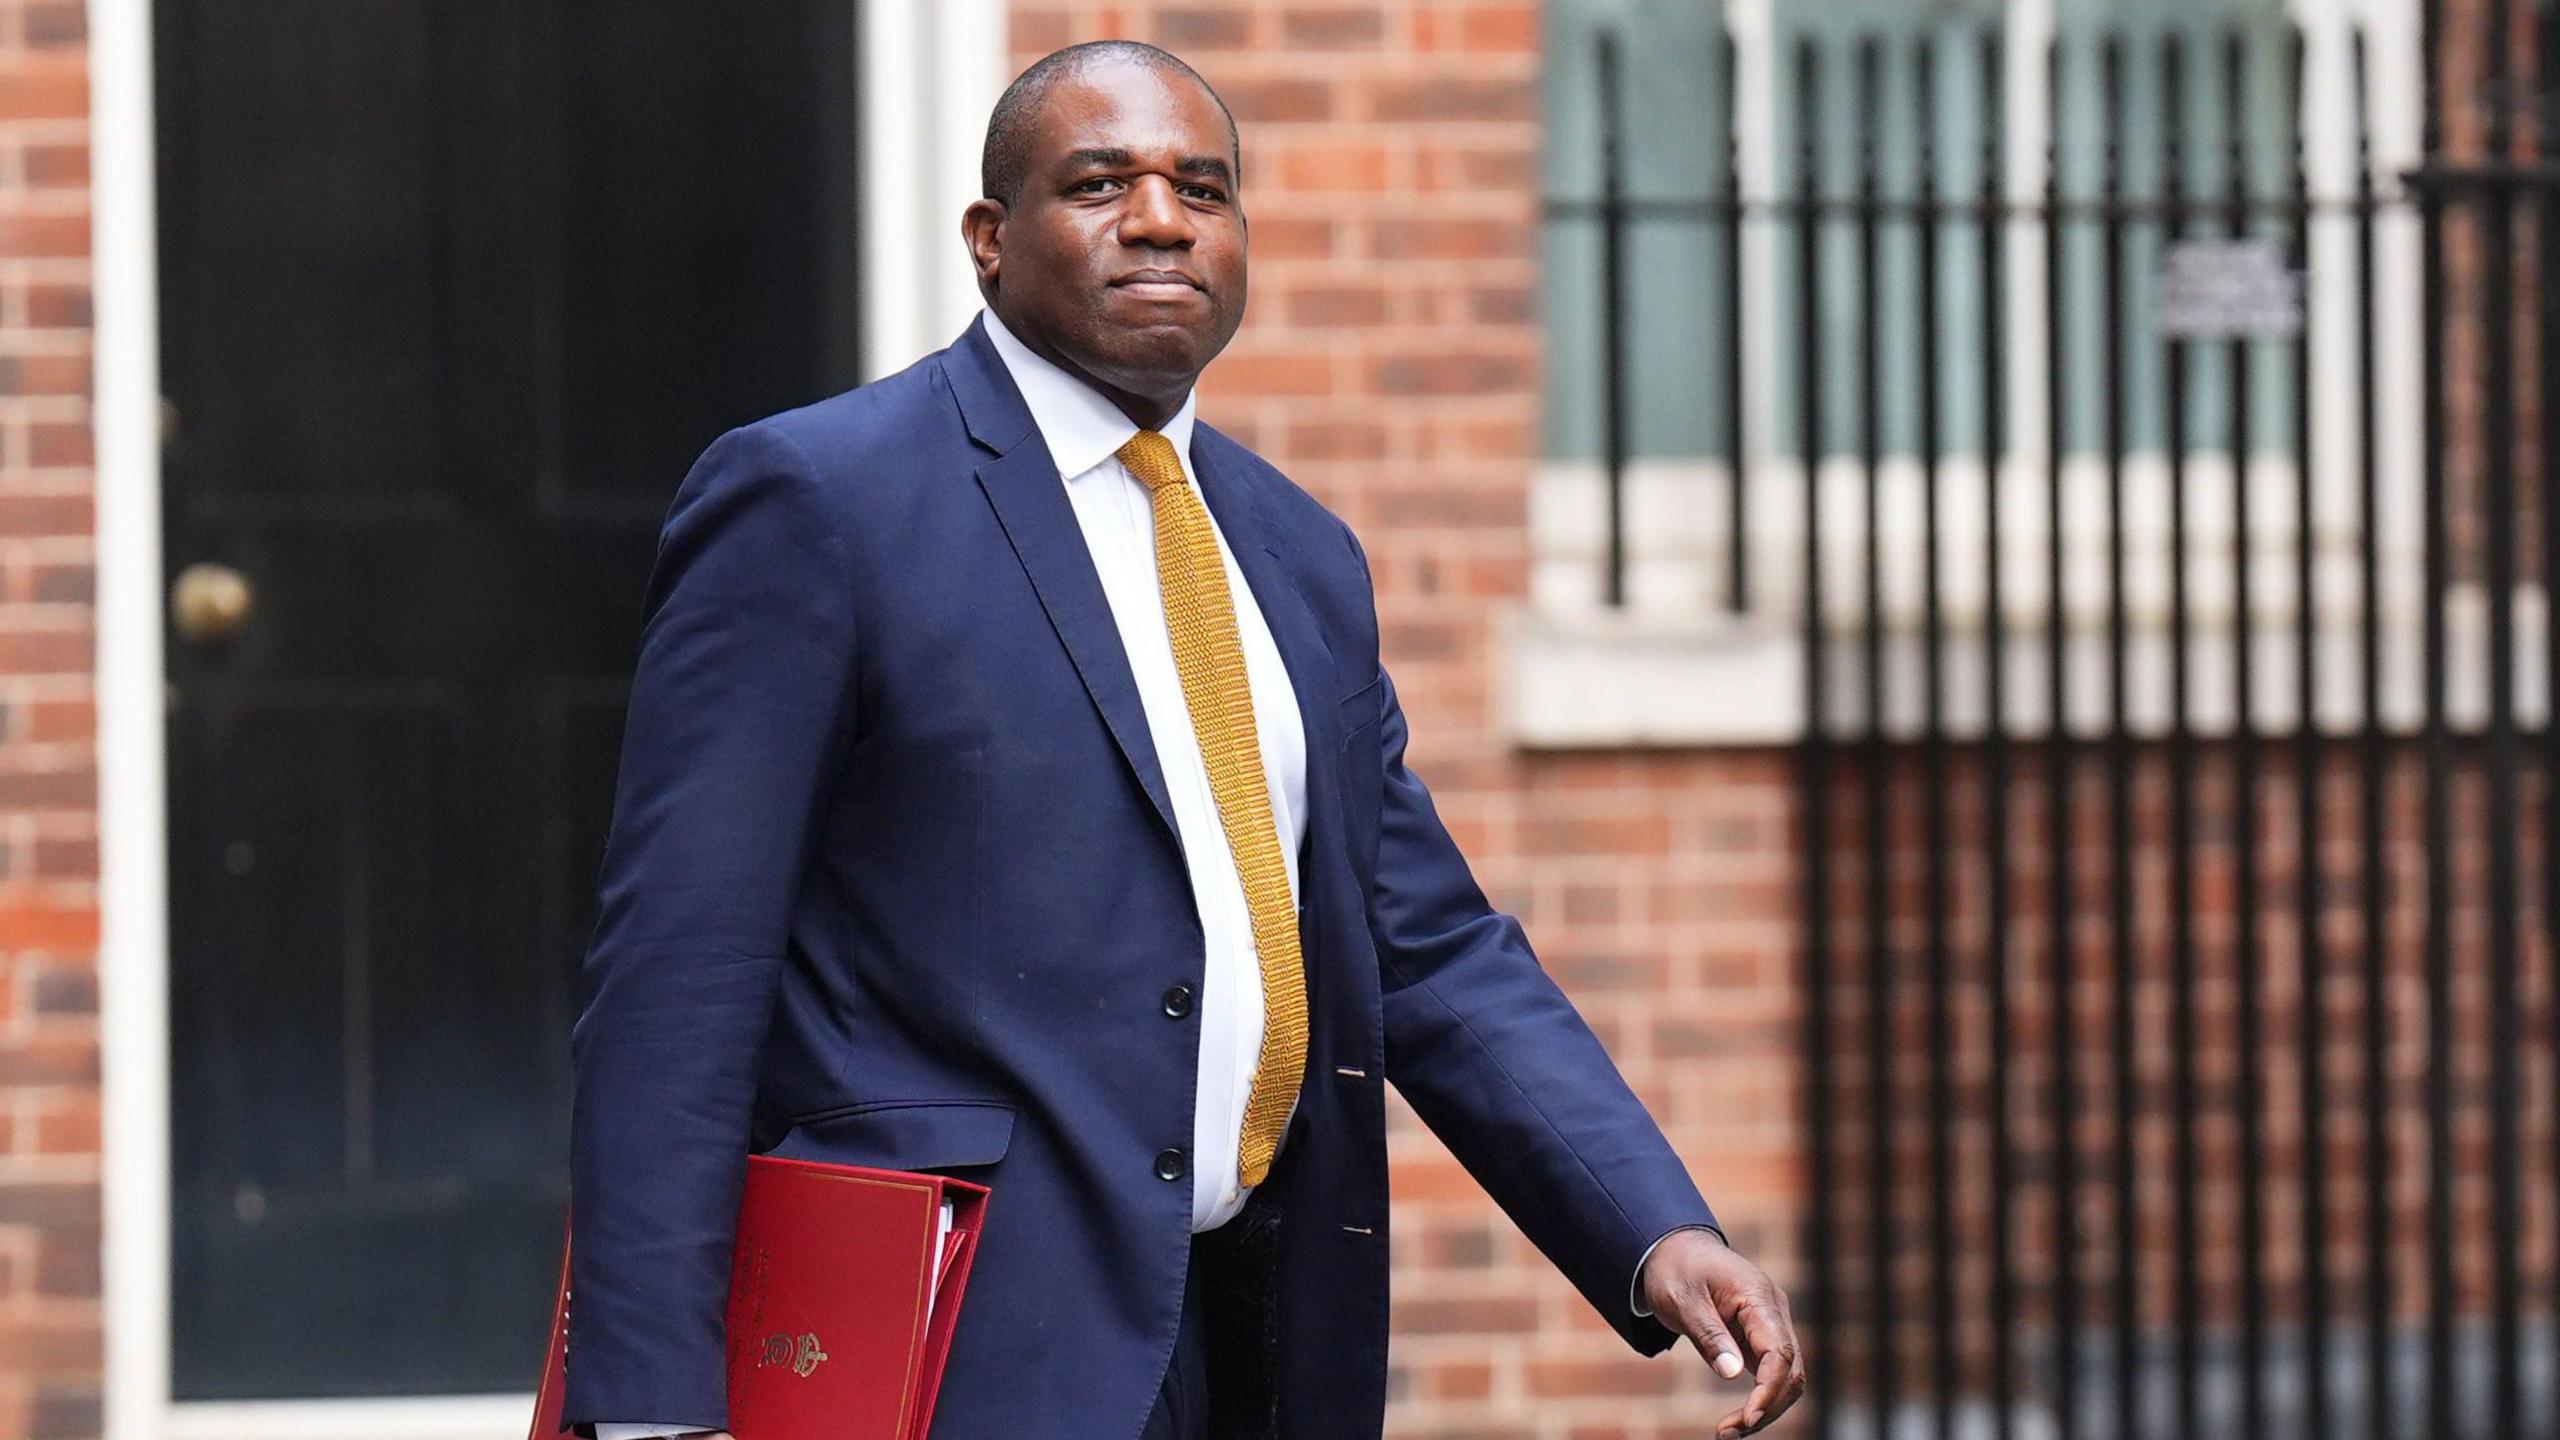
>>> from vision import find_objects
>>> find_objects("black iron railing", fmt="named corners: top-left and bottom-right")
top-left (1544, 23), bottom-right (1744, 611)
top-left (1557, 7), bottom-right (2560, 1440)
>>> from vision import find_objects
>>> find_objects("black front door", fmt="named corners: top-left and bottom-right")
top-left (154, 1), bottom-right (861, 1398)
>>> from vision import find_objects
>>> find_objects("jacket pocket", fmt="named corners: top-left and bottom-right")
top-left (760, 1097), bottom-right (1018, 1172)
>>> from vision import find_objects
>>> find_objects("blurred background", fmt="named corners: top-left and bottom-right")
top-left (0, 0), bottom-right (2549, 1437)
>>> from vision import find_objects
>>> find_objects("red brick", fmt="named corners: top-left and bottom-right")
top-left (1369, 78), bottom-right (1532, 123)
top-left (0, 767), bottom-right (92, 810)
top-left (0, 495), bottom-right (89, 538)
top-left (28, 837), bottom-right (92, 881)
top-left (1205, 349), bottom-right (1334, 396)
top-left (1283, 419), bottom-right (1388, 460)
top-left (0, 625), bottom-right (88, 673)
top-left (1523, 1357), bottom-right (1682, 1398)
top-left (0, 899), bottom-right (97, 952)
top-left (1281, 8), bottom-right (1384, 49)
top-left (1368, 350), bottom-right (1532, 396)
top-left (1153, 8), bottom-right (1250, 48)
top-left (1466, 285), bottom-right (1532, 324)
top-left (23, 699), bottom-right (89, 743)
top-left (1369, 216), bottom-right (1527, 261)
top-left (1419, 1224), bottom-right (1498, 1270)
top-left (0, 1313), bottom-right (99, 1372)
top-left (22, 284), bottom-right (87, 330)
top-left (1222, 77), bottom-right (1334, 124)
top-left (0, 1179), bottom-right (93, 1230)
top-left (0, 211), bottom-right (86, 260)
top-left (25, 962), bottom-right (93, 1016)
top-left (1276, 143), bottom-right (1390, 192)
top-left (1418, 1357), bottom-right (1494, 1400)
top-left (21, 142), bottom-right (83, 190)
top-left (1011, 9), bottom-right (1073, 54)
top-left (1242, 214), bottom-right (1335, 258)
top-left (0, 1032), bottom-right (96, 1087)
top-left (22, 4), bottom-right (84, 48)
top-left (0, 352), bottom-right (88, 397)
top-left (1460, 6), bottom-right (1540, 54)
top-left (1389, 1156), bottom-right (1484, 1202)
top-left (25, 425), bottom-right (88, 467)
top-left (27, 560), bottom-right (90, 602)
top-left (29, 1385), bottom-right (100, 1439)
top-left (28, 1094), bottom-right (99, 1155)
top-left (0, 53), bottom-right (86, 121)
top-left (1393, 1295), bottom-right (1539, 1334)
top-left (1283, 282), bottom-right (1386, 327)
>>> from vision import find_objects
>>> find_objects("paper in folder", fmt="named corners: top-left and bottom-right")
top-left (528, 1154), bottom-right (992, 1440)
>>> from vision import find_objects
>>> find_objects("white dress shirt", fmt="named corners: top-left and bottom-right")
top-left (976, 302), bottom-right (1308, 1230)
top-left (598, 305), bottom-right (1305, 1440)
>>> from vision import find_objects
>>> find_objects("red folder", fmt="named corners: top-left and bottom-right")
top-left (529, 1155), bottom-right (992, 1440)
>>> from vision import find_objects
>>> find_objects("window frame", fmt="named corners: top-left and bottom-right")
top-left (1513, 0), bottom-right (2452, 749)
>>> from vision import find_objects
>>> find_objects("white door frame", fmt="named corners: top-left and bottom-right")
top-left (89, 3), bottom-right (1004, 1436)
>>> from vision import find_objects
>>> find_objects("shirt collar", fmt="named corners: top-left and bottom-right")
top-left (979, 304), bottom-right (1198, 481)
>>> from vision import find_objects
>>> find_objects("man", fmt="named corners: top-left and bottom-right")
top-left (561, 38), bottom-right (1805, 1440)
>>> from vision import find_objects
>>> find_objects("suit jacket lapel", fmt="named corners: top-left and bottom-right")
top-left (947, 315), bottom-right (1186, 855)
top-left (942, 314), bottom-right (1343, 891)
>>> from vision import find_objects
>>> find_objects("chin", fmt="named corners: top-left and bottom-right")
top-left (1092, 328), bottom-right (1212, 384)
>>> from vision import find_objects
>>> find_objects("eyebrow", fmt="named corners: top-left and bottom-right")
top-left (1060, 146), bottom-right (1234, 186)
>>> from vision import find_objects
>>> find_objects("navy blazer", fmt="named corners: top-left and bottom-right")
top-left (560, 312), bottom-right (1721, 1439)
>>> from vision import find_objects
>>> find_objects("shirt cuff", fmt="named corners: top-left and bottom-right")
top-left (1630, 1222), bottom-right (1729, 1317)
top-left (594, 1426), bottom-right (715, 1439)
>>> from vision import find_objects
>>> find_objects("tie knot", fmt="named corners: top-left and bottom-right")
top-left (1116, 430), bottom-right (1187, 492)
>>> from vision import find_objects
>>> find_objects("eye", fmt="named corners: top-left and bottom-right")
top-left (1071, 176), bottom-right (1123, 195)
top-left (1180, 184), bottom-right (1226, 202)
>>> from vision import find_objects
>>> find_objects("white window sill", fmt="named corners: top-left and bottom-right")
top-left (1497, 585), bottom-right (2552, 751)
top-left (1498, 602), bottom-right (1806, 748)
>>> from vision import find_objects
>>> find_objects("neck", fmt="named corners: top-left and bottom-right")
top-left (994, 306), bottom-right (1188, 430)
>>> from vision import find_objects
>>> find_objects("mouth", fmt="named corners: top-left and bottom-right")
top-left (1111, 270), bottom-right (1204, 301)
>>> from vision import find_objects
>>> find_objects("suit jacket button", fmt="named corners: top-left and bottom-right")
top-left (1161, 983), bottom-right (1194, 1018)
top-left (1154, 1147), bottom-right (1188, 1182)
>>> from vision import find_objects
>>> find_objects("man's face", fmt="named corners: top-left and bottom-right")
top-left (965, 60), bottom-right (1247, 405)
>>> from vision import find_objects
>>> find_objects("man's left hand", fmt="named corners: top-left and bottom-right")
top-left (1639, 1228), bottom-right (1808, 1438)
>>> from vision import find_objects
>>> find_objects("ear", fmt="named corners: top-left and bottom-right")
top-left (961, 198), bottom-right (1006, 289)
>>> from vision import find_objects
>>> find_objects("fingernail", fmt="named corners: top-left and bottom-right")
top-left (1715, 1351), bottom-right (1743, 1379)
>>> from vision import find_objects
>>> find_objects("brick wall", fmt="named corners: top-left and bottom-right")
top-left (1004, 7), bottom-right (1807, 1435)
top-left (10, 3), bottom-right (1799, 1434)
top-left (21, 3), bottom-right (2548, 1438)
top-left (1814, 740), bottom-right (2555, 1399)
top-left (0, 0), bottom-right (101, 1436)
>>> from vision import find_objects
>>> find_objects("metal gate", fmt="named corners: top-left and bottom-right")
top-left (1562, 2), bottom-right (2560, 1437)
top-left (1785, 7), bottom-right (2548, 1438)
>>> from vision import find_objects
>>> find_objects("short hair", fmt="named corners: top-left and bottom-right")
top-left (979, 40), bottom-right (1240, 209)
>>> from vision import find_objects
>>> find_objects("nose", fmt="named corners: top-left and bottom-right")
top-left (1117, 173), bottom-right (1196, 247)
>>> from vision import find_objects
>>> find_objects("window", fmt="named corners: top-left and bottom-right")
top-left (1515, 0), bottom-right (2431, 748)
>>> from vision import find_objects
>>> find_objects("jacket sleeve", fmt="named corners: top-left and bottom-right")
top-left (1342, 525), bottom-right (1719, 1358)
top-left (1630, 1221), bottom-right (1726, 1316)
top-left (561, 422), bottom-right (861, 1432)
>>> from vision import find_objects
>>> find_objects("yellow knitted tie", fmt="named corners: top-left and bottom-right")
top-left (1116, 428), bottom-right (1306, 1188)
